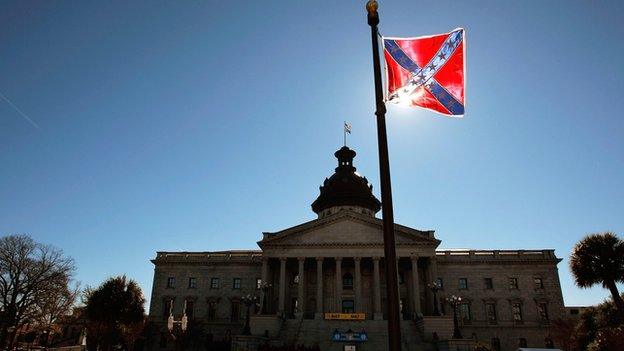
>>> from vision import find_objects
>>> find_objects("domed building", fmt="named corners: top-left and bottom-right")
top-left (147, 146), bottom-right (566, 351)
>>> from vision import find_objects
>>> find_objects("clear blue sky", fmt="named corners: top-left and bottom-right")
top-left (1, 1), bottom-right (623, 309)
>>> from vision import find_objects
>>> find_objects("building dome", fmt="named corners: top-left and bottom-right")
top-left (311, 146), bottom-right (381, 217)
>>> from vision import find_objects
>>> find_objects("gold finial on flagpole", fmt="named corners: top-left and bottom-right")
top-left (366, 0), bottom-right (378, 14)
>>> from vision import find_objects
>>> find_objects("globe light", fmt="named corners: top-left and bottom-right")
top-left (366, 0), bottom-right (378, 14)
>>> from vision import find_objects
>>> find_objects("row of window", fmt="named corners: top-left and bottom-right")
top-left (166, 276), bottom-right (262, 290)
top-left (163, 298), bottom-right (246, 322)
top-left (437, 276), bottom-right (544, 290)
top-left (488, 337), bottom-right (554, 351)
top-left (452, 300), bottom-right (549, 323)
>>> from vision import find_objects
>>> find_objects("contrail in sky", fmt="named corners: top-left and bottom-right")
top-left (0, 92), bottom-right (40, 129)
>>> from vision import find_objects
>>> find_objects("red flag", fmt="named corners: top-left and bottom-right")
top-left (383, 28), bottom-right (465, 116)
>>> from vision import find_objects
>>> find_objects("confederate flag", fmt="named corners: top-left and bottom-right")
top-left (383, 28), bottom-right (465, 116)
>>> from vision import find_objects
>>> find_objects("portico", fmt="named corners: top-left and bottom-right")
top-left (256, 146), bottom-right (440, 321)
top-left (258, 253), bottom-right (439, 320)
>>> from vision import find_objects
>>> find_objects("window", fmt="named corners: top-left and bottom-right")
top-left (512, 303), bottom-right (523, 321)
top-left (231, 301), bottom-right (241, 322)
top-left (233, 278), bottom-right (241, 289)
top-left (436, 278), bottom-right (444, 289)
top-left (185, 300), bottom-right (194, 318)
top-left (509, 277), bottom-right (519, 289)
top-left (519, 338), bottom-right (527, 348)
top-left (398, 271), bottom-right (405, 284)
top-left (491, 338), bottom-right (501, 351)
top-left (163, 299), bottom-right (174, 317)
top-left (188, 277), bottom-right (197, 289)
top-left (485, 303), bottom-right (497, 322)
top-left (343, 273), bottom-right (354, 289)
top-left (460, 303), bottom-right (471, 321)
top-left (459, 278), bottom-right (468, 290)
top-left (207, 301), bottom-right (217, 320)
top-left (538, 302), bottom-right (549, 321)
top-left (342, 300), bottom-right (355, 313)
top-left (166, 277), bottom-right (175, 288)
top-left (484, 278), bottom-right (493, 289)
top-left (534, 277), bottom-right (544, 289)
top-left (211, 277), bottom-right (220, 289)
top-left (256, 278), bottom-right (262, 290)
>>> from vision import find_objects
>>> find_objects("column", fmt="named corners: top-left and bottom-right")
top-left (259, 257), bottom-right (269, 314)
top-left (315, 257), bottom-right (324, 319)
top-left (278, 257), bottom-right (286, 315)
top-left (426, 257), bottom-right (438, 315)
top-left (335, 257), bottom-right (342, 312)
top-left (297, 257), bottom-right (305, 317)
top-left (354, 257), bottom-right (362, 312)
top-left (373, 256), bottom-right (382, 320)
top-left (410, 255), bottom-right (421, 318)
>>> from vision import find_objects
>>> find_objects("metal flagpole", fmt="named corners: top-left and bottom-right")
top-left (366, 1), bottom-right (402, 351)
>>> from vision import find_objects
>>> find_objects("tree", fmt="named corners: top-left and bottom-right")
top-left (0, 234), bottom-right (76, 349)
top-left (550, 318), bottom-right (577, 351)
top-left (570, 232), bottom-right (624, 317)
top-left (84, 275), bottom-right (145, 351)
top-left (34, 284), bottom-right (80, 346)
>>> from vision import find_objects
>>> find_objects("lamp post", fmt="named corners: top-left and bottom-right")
top-left (445, 295), bottom-right (462, 339)
top-left (428, 282), bottom-right (441, 316)
top-left (241, 294), bottom-right (259, 335)
top-left (258, 280), bottom-right (272, 315)
top-left (167, 302), bottom-right (188, 333)
top-left (167, 301), bottom-right (188, 351)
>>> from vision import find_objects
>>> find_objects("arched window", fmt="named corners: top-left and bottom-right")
top-left (491, 338), bottom-right (501, 351)
top-left (231, 300), bottom-right (241, 322)
top-left (343, 273), bottom-right (353, 289)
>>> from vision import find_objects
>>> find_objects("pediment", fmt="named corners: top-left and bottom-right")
top-left (258, 210), bottom-right (439, 248)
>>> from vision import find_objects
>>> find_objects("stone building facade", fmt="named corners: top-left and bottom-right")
top-left (147, 146), bottom-right (566, 351)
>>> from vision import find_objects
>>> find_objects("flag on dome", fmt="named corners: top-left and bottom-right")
top-left (383, 28), bottom-right (465, 117)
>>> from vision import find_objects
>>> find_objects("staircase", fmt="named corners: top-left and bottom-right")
top-left (272, 318), bottom-right (435, 351)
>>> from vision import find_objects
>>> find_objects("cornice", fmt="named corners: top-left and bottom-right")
top-left (259, 209), bottom-right (437, 247)
top-left (261, 241), bottom-right (437, 248)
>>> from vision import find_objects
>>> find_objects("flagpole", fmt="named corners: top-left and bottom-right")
top-left (366, 2), bottom-right (401, 351)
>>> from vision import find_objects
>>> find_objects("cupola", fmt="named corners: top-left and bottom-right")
top-left (311, 146), bottom-right (381, 218)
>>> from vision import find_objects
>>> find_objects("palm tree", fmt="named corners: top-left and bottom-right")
top-left (570, 232), bottom-right (624, 316)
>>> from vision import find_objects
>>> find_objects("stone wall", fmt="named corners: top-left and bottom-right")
top-left (435, 250), bottom-right (564, 350)
top-left (148, 252), bottom-right (262, 323)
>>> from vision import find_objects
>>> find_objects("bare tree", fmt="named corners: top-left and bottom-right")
top-left (0, 234), bottom-right (76, 349)
top-left (35, 284), bottom-right (80, 346)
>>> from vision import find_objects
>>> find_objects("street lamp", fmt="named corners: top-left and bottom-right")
top-left (167, 301), bottom-right (188, 333)
top-left (445, 295), bottom-right (462, 339)
top-left (427, 282), bottom-right (441, 316)
top-left (241, 294), bottom-right (259, 335)
top-left (257, 280), bottom-right (272, 315)
top-left (167, 301), bottom-right (188, 351)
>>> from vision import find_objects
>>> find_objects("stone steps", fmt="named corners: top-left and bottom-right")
top-left (273, 319), bottom-right (434, 351)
